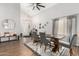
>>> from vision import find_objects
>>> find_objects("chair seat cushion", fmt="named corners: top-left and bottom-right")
top-left (59, 40), bottom-right (70, 48)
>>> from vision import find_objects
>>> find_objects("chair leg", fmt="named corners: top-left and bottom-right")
top-left (44, 45), bottom-right (47, 52)
top-left (31, 37), bottom-right (32, 40)
top-left (33, 40), bottom-right (35, 44)
top-left (40, 43), bottom-right (42, 48)
top-left (70, 48), bottom-right (73, 56)
top-left (36, 42), bottom-right (38, 46)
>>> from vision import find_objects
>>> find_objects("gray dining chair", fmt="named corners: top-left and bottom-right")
top-left (69, 34), bottom-right (77, 56)
top-left (39, 32), bottom-right (52, 52)
top-left (32, 32), bottom-right (40, 45)
top-left (59, 34), bottom-right (77, 56)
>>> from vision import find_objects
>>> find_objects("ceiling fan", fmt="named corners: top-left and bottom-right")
top-left (32, 3), bottom-right (45, 10)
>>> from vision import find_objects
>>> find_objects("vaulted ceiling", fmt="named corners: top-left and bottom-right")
top-left (21, 3), bottom-right (57, 17)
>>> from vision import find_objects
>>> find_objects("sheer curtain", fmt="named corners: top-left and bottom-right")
top-left (57, 17), bottom-right (67, 36)
top-left (53, 15), bottom-right (77, 42)
top-left (53, 19), bottom-right (59, 36)
top-left (53, 17), bottom-right (68, 38)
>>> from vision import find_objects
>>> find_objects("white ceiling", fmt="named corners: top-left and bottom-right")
top-left (21, 3), bottom-right (57, 17)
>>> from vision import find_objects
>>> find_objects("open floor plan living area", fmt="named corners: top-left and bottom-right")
top-left (0, 3), bottom-right (79, 56)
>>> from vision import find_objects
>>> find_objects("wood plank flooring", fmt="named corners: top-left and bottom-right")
top-left (0, 37), bottom-right (79, 56)
top-left (0, 40), bottom-right (36, 56)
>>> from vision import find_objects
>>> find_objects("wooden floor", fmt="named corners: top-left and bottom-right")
top-left (0, 40), bottom-right (36, 56)
top-left (0, 38), bottom-right (79, 56)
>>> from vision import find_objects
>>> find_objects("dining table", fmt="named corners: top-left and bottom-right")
top-left (37, 34), bottom-right (65, 41)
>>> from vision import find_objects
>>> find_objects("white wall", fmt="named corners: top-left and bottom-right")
top-left (31, 3), bottom-right (79, 35)
top-left (20, 10), bottom-right (32, 35)
top-left (32, 15), bottom-right (52, 35)
top-left (0, 3), bottom-right (21, 34)
top-left (77, 14), bottom-right (79, 34)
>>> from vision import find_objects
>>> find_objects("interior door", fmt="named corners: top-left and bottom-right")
top-left (23, 21), bottom-right (30, 36)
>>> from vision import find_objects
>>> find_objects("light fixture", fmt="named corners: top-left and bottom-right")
top-left (31, 3), bottom-right (45, 10)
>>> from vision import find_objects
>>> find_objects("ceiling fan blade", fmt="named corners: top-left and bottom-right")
top-left (37, 3), bottom-right (41, 5)
top-left (32, 6), bottom-right (35, 10)
top-left (38, 5), bottom-right (45, 8)
top-left (36, 6), bottom-right (40, 10)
